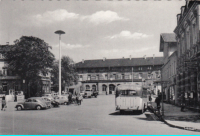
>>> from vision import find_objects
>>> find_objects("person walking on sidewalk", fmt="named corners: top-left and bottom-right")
top-left (181, 95), bottom-right (185, 112)
top-left (155, 96), bottom-right (161, 110)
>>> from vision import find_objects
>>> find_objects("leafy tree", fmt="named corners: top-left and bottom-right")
top-left (2, 36), bottom-right (55, 97)
top-left (51, 56), bottom-right (78, 92)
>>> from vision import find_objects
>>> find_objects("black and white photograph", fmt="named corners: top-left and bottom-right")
top-left (0, 0), bottom-right (200, 135)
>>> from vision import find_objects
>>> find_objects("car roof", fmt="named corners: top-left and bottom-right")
top-left (29, 97), bottom-right (43, 99)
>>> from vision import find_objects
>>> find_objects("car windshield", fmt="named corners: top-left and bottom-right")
top-left (120, 90), bottom-right (137, 96)
top-left (86, 90), bottom-right (91, 92)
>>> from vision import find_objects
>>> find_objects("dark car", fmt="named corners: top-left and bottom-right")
top-left (91, 90), bottom-right (98, 98)
top-left (42, 97), bottom-right (59, 107)
top-left (15, 98), bottom-right (48, 110)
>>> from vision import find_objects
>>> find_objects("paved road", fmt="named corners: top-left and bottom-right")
top-left (0, 95), bottom-right (199, 135)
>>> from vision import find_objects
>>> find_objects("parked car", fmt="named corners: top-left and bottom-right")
top-left (54, 95), bottom-right (69, 105)
top-left (80, 91), bottom-right (85, 96)
top-left (83, 90), bottom-right (92, 98)
top-left (30, 97), bottom-right (51, 108)
top-left (91, 90), bottom-right (98, 98)
top-left (52, 93), bottom-right (59, 99)
top-left (42, 97), bottom-right (59, 108)
top-left (42, 94), bottom-right (54, 99)
top-left (15, 98), bottom-right (48, 110)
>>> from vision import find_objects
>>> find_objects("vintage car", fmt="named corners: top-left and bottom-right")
top-left (83, 90), bottom-right (92, 98)
top-left (42, 94), bottom-right (54, 99)
top-left (54, 95), bottom-right (69, 105)
top-left (42, 97), bottom-right (59, 108)
top-left (30, 97), bottom-right (51, 108)
top-left (91, 90), bottom-right (98, 98)
top-left (15, 98), bottom-right (48, 110)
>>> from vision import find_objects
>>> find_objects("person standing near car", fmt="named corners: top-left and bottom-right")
top-left (68, 92), bottom-right (72, 104)
top-left (78, 94), bottom-right (83, 105)
top-left (1, 96), bottom-right (6, 111)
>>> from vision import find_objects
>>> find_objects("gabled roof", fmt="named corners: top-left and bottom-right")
top-left (160, 33), bottom-right (176, 52)
top-left (75, 57), bottom-right (164, 68)
top-left (161, 33), bottom-right (176, 42)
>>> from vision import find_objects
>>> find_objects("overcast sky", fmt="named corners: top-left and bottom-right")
top-left (0, 0), bottom-right (185, 63)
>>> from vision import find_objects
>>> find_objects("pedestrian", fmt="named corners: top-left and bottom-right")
top-left (1, 96), bottom-right (6, 111)
top-left (78, 94), bottom-right (83, 105)
top-left (76, 94), bottom-right (79, 105)
top-left (155, 96), bottom-right (161, 110)
top-left (181, 95), bottom-right (185, 112)
top-left (68, 92), bottom-right (72, 104)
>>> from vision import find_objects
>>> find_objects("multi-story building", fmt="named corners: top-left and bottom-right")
top-left (159, 33), bottom-right (178, 104)
top-left (174, 0), bottom-right (200, 108)
top-left (75, 56), bottom-right (163, 95)
top-left (0, 45), bottom-right (51, 99)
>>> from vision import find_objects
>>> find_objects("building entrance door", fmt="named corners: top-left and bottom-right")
top-left (109, 84), bottom-right (115, 94)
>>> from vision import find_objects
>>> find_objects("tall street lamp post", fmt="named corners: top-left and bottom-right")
top-left (54, 30), bottom-right (65, 96)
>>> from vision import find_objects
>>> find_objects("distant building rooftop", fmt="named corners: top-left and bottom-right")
top-left (76, 57), bottom-right (164, 68)
top-left (160, 33), bottom-right (176, 52)
top-left (161, 33), bottom-right (176, 42)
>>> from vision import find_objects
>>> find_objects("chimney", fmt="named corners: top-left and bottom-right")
top-left (129, 55), bottom-right (131, 60)
top-left (6, 42), bottom-right (9, 45)
top-left (82, 59), bottom-right (84, 63)
top-left (153, 54), bottom-right (155, 59)
top-left (143, 55), bottom-right (146, 59)
top-left (103, 57), bottom-right (106, 61)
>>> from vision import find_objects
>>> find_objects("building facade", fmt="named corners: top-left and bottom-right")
top-left (174, 0), bottom-right (200, 108)
top-left (159, 33), bottom-right (178, 104)
top-left (75, 57), bottom-right (163, 95)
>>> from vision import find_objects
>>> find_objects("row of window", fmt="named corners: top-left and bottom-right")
top-left (177, 17), bottom-right (198, 57)
top-left (79, 73), bottom-right (160, 81)
top-left (78, 66), bottom-right (156, 73)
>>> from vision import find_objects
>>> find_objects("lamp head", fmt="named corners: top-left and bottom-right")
top-left (54, 30), bottom-right (65, 35)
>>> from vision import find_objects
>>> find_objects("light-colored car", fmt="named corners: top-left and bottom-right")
top-left (31, 97), bottom-right (51, 108)
top-left (42, 94), bottom-right (54, 99)
top-left (54, 96), bottom-right (69, 105)
top-left (83, 90), bottom-right (92, 98)
top-left (15, 98), bottom-right (48, 110)
top-left (80, 91), bottom-right (85, 96)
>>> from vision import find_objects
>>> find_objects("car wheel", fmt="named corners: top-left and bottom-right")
top-left (64, 102), bottom-right (67, 105)
top-left (51, 104), bottom-right (54, 108)
top-left (36, 105), bottom-right (42, 110)
top-left (16, 105), bottom-right (22, 111)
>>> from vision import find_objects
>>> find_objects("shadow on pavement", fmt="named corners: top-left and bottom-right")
top-left (136, 117), bottom-right (158, 121)
top-left (109, 111), bottom-right (142, 116)
top-left (164, 115), bottom-right (200, 122)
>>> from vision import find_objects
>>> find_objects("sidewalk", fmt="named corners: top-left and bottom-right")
top-left (150, 102), bottom-right (200, 131)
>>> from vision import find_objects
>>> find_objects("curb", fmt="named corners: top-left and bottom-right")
top-left (153, 111), bottom-right (200, 132)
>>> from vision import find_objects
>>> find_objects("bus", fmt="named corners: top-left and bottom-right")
top-left (115, 82), bottom-right (148, 114)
